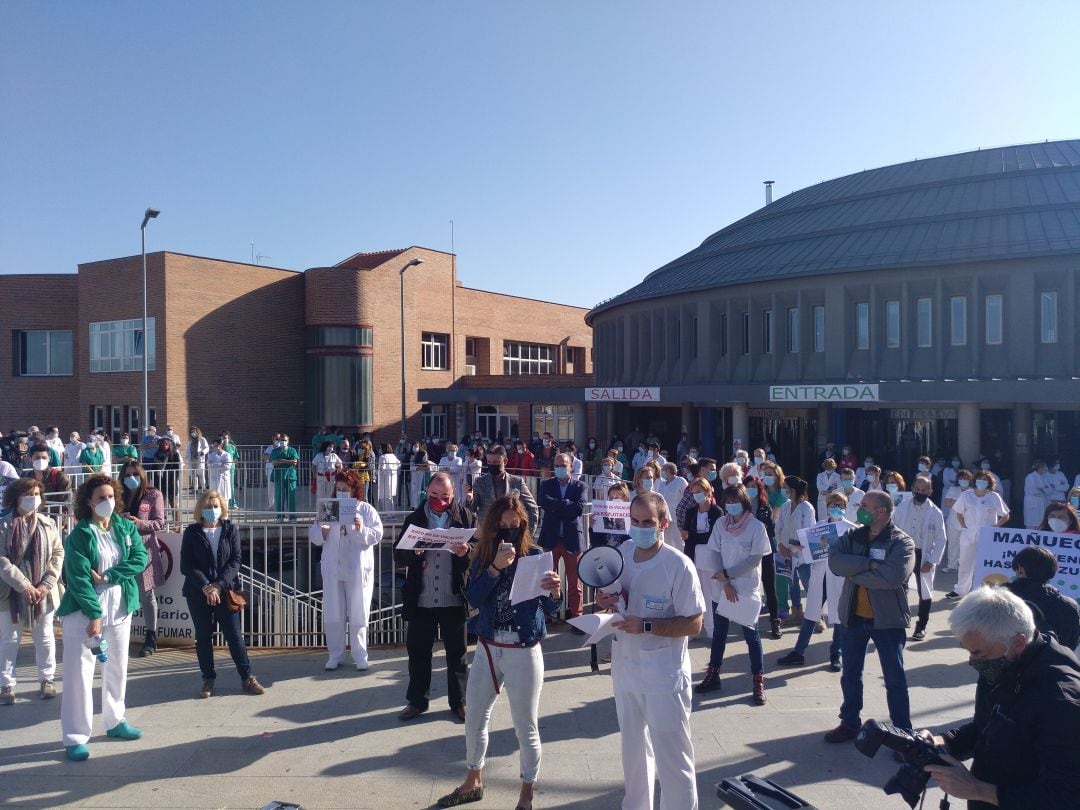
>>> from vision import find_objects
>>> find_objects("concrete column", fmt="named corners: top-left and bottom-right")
top-left (731, 402), bottom-right (749, 456)
top-left (681, 403), bottom-right (694, 443)
top-left (454, 403), bottom-right (467, 442)
top-left (573, 403), bottom-right (588, 449)
top-left (816, 404), bottom-right (831, 452)
top-left (1012, 402), bottom-right (1032, 512)
top-left (700, 407), bottom-right (717, 459)
top-left (957, 402), bottom-right (980, 468)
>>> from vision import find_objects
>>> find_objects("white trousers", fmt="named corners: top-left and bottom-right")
top-left (694, 566), bottom-right (714, 637)
top-left (614, 685), bottom-right (698, 810)
top-left (323, 577), bottom-right (371, 667)
top-left (60, 614), bottom-right (131, 746)
top-left (956, 529), bottom-right (979, 596)
top-left (465, 633), bottom-right (544, 783)
top-left (802, 562), bottom-right (829, 623)
top-left (945, 520), bottom-right (961, 569)
top-left (0, 609), bottom-right (56, 687)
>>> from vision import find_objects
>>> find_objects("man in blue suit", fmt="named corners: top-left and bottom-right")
top-left (538, 452), bottom-right (588, 622)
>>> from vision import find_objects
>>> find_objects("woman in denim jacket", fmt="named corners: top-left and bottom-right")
top-left (437, 495), bottom-right (561, 810)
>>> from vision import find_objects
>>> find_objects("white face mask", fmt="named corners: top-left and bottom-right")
top-left (18, 495), bottom-right (41, 515)
top-left (1048, 517), bottom-right (1069, 534)
top-left (726, 475), bottom-right (740, 486)
top-left (32, 458), bottom-right (49, 471)
top-left (93, 498), bottom-right (115, 519)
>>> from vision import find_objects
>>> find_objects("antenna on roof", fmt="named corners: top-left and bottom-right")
top-left (256, 253), bottom-right (271, 265)
top-left (763, 180), bottom-right (775, 205)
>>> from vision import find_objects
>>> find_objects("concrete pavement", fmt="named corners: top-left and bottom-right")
top-left (1, 576), bottom-right (976, 810)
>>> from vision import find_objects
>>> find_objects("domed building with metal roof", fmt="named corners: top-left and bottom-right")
top-left (587, 139), bottom-right (1080, 496)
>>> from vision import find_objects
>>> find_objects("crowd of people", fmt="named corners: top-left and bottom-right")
top-left (3, 420), bottom-right (1080, 807)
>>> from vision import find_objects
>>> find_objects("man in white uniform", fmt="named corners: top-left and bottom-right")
top-left (64, 432), bottom-right (86, 474)
top-left (597, 491), bottom-right (706, 810)
top-left (891, 475), bottom-right (946, 640)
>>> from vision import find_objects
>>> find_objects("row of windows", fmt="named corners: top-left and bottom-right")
top-left (422, 333), bottom-right (558, 375)
top-left (15, 319), bottom-right (157, 377)
top-left (306, 326), bottom-right (373, 347)
top-left (419, 403), bottom-right (577, 443)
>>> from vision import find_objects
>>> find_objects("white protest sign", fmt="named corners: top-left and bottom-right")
top-left (130, 532), bottom-right (195, 643)
top-left (972, 527), bottom-right (1080, 597)
top-left (591, 499), bottom-right (630, 535)
top-left (510, 551), bottom-right (554, 605)
top-left (397, 524), bottom-right (476, 551)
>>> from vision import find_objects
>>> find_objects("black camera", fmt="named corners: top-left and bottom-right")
top-left (854, 720), bottom-right (948, 808)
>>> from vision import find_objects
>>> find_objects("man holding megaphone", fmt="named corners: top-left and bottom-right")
top-left (596, 491), bottom-right (707, 810)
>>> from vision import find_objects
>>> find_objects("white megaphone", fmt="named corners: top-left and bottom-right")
top-left (577, 544), bottom-right (624, 598)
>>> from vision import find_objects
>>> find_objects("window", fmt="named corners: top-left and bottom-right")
top-left (856, 302), bottom-right (870, 349)
top-left (305, 355), bottom-right (373, 427)
top-left (16, 330), bottom-right (72, 375)
top-left (718, 313), bottom-right (728, 357)
top-left (89, 318), bottom-right (156, 372)
top-left (813, 306), bottom-right (825, 352)
top-left (465, 337), bottom-right (476, 361)
top-left (985, 294), bottom-right (1003, 345)
top-left (306, 326), bottom-right (372, 347)
top-left (950, 296), bottom-right (967, 346)
top-left (421, 332), bottom-right (449, 370)
top-left (787, 308), bottom-right (799, 353)
top-left (503, 341), bottom-right (555, 375)
top-left (533, 404), bottom-right (575, 441)
top-left (422, 404), bottom-right (447, 440)
top-left (741, 312), bottom-right (750, 355)
top-left (886, 300), bottom-right (900, 348)
top-left (691, 316), bottom-right (698, 359)
top-left (477, 404), bottom-right (519, 439)
top-left (1041, 292), bottom-right (1058, 343)
top-left (917, 298), bottom-right (932, 348)
top-left (673, 316), bottom-right (681, 360)
top-left (762, 309), bottom-right (774, 354)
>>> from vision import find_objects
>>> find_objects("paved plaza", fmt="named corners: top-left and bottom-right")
top-left (2, 577), bottom-right (976, 810)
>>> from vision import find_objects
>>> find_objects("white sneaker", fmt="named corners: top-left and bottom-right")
top-left (355, 662), bottom-right (369, 672)
top-left (325, 658), bottom-right (341, 671)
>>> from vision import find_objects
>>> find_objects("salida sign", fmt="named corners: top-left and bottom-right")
top-left (585, 387), bottom-right (660, 402)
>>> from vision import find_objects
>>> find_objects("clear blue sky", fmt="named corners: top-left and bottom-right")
top-left (3, 2), bottom-right (1078, 308)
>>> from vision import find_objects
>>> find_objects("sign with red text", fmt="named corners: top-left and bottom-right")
top-left (586, 387), bottom-right (660, 402)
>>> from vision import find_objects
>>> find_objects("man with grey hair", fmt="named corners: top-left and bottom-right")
top-left (921, 586), bottom-right (1080, 808)
top-left (824, 489), bottom-right (915, 743)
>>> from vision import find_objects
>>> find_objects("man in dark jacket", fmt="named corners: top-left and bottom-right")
top-left (537, 453), bottom-right (588, 621)
top-left (393, 471), bottom-right (475, 721)
top-left (1004, 545), bottom-right (1080, 649)
top-left (825, 490), bottom-right (916, 742)
top-left (923, 586), bottom-right (1080, 809)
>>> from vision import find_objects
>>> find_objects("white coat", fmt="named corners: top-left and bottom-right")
top-left (1046, 469), bottom-right (1069, 503)
top-left (816, 471), bottom-right (842, 518)
top-left (438, 455), bottom-right (467, 495)
top-left (1023, 470), bottom-right (1053, 528)
top-left (655, 476), bottom-right (688, 551)
top-left (893, 497), bottom-right (947, 598)
top-left (63, 441), bottom-right (86, 473)
top-left (207, 449), bottom-right (233, 502)
top-left (376, 453), bottom-right (400, 511)
top-left (824, 518), bottom-right (857, 625)
top-left (776, 499), bottom-right (817, 562)
top-left (842, 486), bottom-right (865, 523)
top-left (313, 452), bottom-right (344, 500)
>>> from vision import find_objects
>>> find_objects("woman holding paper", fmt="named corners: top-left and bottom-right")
top-left (696, 484), bottom-right (770, 704)
top-left (437, 495), bottom-right (560, 810)
top-left (308, 471), bottom-right (383, 671)
top-left (777, 492), bottom-right (855, 669)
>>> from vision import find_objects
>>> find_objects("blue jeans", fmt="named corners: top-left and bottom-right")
top-left (831, 624), bottom-right (846, 661)
top-left (710, 607), bottom-right (764, 675)
top-left (790, 563), bottom-right (811, 610)
top-left (186, 596), bottom-right (252, 682)
top-left (839, 616), bottom-right (910, 731)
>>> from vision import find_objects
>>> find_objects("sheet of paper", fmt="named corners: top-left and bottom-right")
top-left (713, 590), bottom-right (763, 629)
top-left (510, 551), bottom-right (554, 605)
top-left (590, 499), bottom-right (630, 535)
top-left (567, 612), bottom-right (620, 646)
top-left (396, 524), bottom-right (476, 551)
top-left (796, 522), bottom-right (838, 565)
top-left (336, 497), bottom-right (358, 526)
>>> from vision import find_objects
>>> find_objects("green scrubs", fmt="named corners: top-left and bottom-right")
top-left (78, 446), bottom-right (104, 473)
top-left (225, 441), bottom-right (240, 507)
top-left (271, 445), bottom-right (299, 521)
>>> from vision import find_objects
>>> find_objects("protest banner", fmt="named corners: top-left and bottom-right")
top-left (796, 522), bottom-right (839, 564)
top-left (972, 527), bottom-right (1080, 597)
top-left (591, 499), bottom-right (630, 535)
top-left (396, 524), bottom-right (476, 551)
top-left (130, 532), bottom-right (195, 642)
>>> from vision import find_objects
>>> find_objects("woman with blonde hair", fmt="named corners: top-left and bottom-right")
top-left (0, 477), bottom-right (64, 704)
top-left (180, 490), bottom-right (264, 698)
top-left (632, 464), bottom-right (657, 496)
top-left (437, 495), bottom-right (560, 810)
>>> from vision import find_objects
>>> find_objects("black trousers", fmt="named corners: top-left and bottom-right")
top-left (913, 549), bottom-right (932, 631)
top-left (186, 596), bottom-right (252, 682)
top-left (405, 605), bottom-right (468, 711)
top-left (761, 553), bottom-right (779, 622)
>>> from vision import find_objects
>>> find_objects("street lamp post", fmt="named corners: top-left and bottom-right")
top-left (140, 208), bottom-right (160, 441)
top-left (399, 258), bottom-right (424, 440)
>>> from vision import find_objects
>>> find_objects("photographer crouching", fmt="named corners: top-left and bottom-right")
top-left (921, 586), bottom-right (1080, 808)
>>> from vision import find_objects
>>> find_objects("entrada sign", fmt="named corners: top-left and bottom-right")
top-left (769, 384), bottom-right (879, 403)
top-left (586, 387), bottom-right (660, 402)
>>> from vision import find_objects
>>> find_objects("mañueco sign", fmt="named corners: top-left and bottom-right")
top-left (971, 527), bottom-right (1080, 598)
top-left (769, 384), bottom-right (879, 403)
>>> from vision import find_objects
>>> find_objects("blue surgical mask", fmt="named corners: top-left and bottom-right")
top-left (843, 480), bottom-right (854, 491)
top-left (628, 526), bottom-right (659, 549)
top-left (706, 470), bottom-right (717, 482)
top-left (763, 475), bottom-right (776, 487)
top-left (886, 483), bottom-right (899, 494)
top-left (641, 479), bottom-right (654, 491)
top-left (693, 492), bottom-right (707, 504)
top-left (745, 487), bottom-right (759, 500)
top-left (725, 502), bottom-right (744, 517)
top-left (123, 475), bottom-right (141, 490)
top-left (202, 507), bottom-right (221, 523)
top-left (554, 467), bottom-right (569, 480)
top-left (975, 479), bottom-right (989, 491)
top-left (980, 462), bottom-right (991, 471)
top-left (828, 506), bottom-right (845, 520)
top-left (335, 491), bottom-right (351, 499)
top-left (918, 464), bottom-right (928, 473)
top-left (952, 459), bottom-right (961, 468)
top-left (1070, 496), bottom-right (1080, 508)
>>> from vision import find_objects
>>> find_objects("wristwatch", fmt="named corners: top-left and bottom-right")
top-left (642, 620), bottom-right (653, 634)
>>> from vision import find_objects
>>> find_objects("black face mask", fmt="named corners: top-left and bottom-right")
top-left (487, 463), bottom-right (504, 476)
top-left (496, 526), bottom-right (522, 544)
top-left (913, 492), bottom-right (929, 504)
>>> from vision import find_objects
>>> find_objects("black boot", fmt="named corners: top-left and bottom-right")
top-left (139, 630), bottom-right (157, 657)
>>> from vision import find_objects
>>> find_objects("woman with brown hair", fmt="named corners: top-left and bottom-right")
top-left (308, 471), bottom-right (383, 671)
top-left (437, 495), bottom-right (561, 810)
top-left (0, 477), bottom-right (64, 704)
top-left (118, 460), bottom-right (167, 657)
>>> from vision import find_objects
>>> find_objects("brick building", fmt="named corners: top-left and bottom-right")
top-left (2, 246), bottom-right (594, 446)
